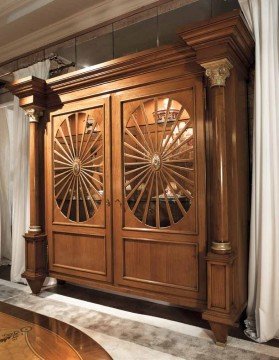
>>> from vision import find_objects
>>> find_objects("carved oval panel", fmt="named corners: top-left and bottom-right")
top-left (124, 97), bottom-right (195, 228)
top-left (53, 112), bottom-right (103, 222)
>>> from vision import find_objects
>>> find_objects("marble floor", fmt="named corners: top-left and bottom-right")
top-left (0, 279), bottom-right (279, 360)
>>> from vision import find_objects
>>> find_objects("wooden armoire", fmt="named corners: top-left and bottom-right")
top-left (9, 10), bottom-right (254, 345)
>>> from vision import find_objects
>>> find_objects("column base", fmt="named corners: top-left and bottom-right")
top-left (22, 273), bottom-right (46, 295)
top-left (23, 232), bottom-right (48, 295)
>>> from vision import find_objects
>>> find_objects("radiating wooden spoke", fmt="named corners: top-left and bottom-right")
top-left (126, 169), bottom-right (152, 201)
top-left (163, 159), bottom-right (194, 165)
top-left (78, 115), bottom-right (89, 157)
top-left (81, 172), bottom-right (102, 200)
top-left (58, 127), bottom-right (75, 160)
top-left (155, 172), bottom-right (160, 228)
top-left (54, 111), bottom-right (104, 222)
top-left (79, 120), bottom-right (97, 159)
top-left (140, 103), bottom-right (155, 153)
top-left (54, 171), bottom-right (73, 188)
top-left (161, 171), bottom-right (187, 216)
top-left (67, 176), bottom-right (76, 218)
top-left (81, 168), bottom-right (102, 189)
top-left (131, 171), bottom-right (153, 214)
top-left (54, 138), bottom-right (73, 162)
top-left (163, 135), bottom-right (194, 159)
top-left (79, 180), bottom-right (89, 220)
top-left (124, 142), bottom-right (150, 159)
top-left (142, 172), bottom-right (155, 224)
top-left (162, 120), bottom-right (191, 157)
top-left (54, 169), bottom-right (72, 179)
top-left (125, 164), bottom-right (150, 176)
top-left (154, 98), bottom-right (158, 151)
top-left (163, 165), bottom-right (194, 187)
top-left (165, 147), bottom-right (193, 160)
top-left (162, 169), bottom-right (194, 200)
top-left (54, 150), bottom-right (73, 165)
top-left (79, 174), bottom-right (98, 211)
top-left (124, 97), bottom-right (195, 228)
top-left (125, 128), bottom-right (151, 156)
top-left (125, 166), bottom-right (150, 189)
top-left (158, 172), bottom-right (174, 225)
top-left (161, 106), bottom-right (184, 153)
top-left (124, 153), bottom-right (150, 162)
top-left (54, 159), bottom-right (72, 167)
top-left (159, 98), bottom-right (172, 153)
top-left (82, 154), bottom-right (103, 166)
top-left (59, 175), bottom-right (75, 210)
top-left (66, 118), bottom-right (76, 157)
top-left (54, 166), bottom-right (72, 171)
top-left (163, 163), bottom-right (194, 173)
top-left (55, 174), bottom-right (74, 200)
top-left (81, 132), bottom-right (102, 162)
top-left (130, 113), bottom-right (153, 154)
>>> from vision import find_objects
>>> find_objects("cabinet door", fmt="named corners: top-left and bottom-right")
top-left (45, 96), bottom-right (112, 283)
top-left (112, 78), bottom-right (206, 304)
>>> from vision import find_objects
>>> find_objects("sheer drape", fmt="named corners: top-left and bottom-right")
top-left (0, 107), bottom-right (13, 265)
top-left (238, 0), bottom-right (279, 343)
top-left (10, 60), bottom-right (56, 286)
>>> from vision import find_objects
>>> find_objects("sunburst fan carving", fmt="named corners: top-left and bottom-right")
top-left (54, 112), bottom-right (103, 222)
top-left (124, 98), bottom-right (195, 228)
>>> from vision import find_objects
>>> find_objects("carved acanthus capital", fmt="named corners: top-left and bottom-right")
top-left (25, 108), bottom-right (43, 123)
top-left (201, 59), bottom-right (233, 87)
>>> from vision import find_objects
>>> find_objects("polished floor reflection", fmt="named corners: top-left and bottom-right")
top-left (0, 302), bottom-right (111, 360)
top-left (0, 280), bottom-right (278, 359)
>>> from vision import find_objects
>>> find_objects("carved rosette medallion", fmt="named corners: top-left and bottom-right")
top-left (151, 153), bottom-right (161, 171)
top-left (201, 59), bottom-right (233, 87)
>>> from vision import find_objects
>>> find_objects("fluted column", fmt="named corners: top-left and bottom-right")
top-left (201, 59), bottom-right (233, 254)
top-left (22, 107), bottom-right (47, 294)
top-left (25, 108), bottom-right (42, 234)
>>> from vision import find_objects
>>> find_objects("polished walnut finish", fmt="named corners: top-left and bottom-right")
top-left (0, 302), bottom-right (111, 359)
top-left (8, 10), bottom-right (254, 345)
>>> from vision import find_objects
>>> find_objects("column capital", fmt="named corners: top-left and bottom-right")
top-left (25, 108), bottom-right (43, 123)
top-left (201, 59), bottom-right (233, 87)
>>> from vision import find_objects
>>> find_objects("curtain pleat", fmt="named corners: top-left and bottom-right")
top-left (239, 0), bottom-right (279, 343)
top-left (0, 107), bottom-right (12, 264)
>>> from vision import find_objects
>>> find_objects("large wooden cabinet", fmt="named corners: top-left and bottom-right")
top-left (9, 10), bottom-right (254, 345)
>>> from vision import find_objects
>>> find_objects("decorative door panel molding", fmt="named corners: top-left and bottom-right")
top-left (52, 107), bottom-right (105, 227)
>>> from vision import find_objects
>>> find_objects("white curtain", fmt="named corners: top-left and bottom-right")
top-left (239, 0), bottom-right (279, 343)
top-left (11, 60), bottom-right (56, 286)
top-left (0, 106), bottom-right (13, 265)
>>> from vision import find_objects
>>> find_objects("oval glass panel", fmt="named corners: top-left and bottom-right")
top-left (124, 97), bottom-right (195, 228)
top-left (54, 111), bottom-right (103, 222)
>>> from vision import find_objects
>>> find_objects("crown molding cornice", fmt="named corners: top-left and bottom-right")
top-left (0, 0), bottom-right (156, 65)
top-left (178, 9), bottom-right (254, 68)
top-left (7, 43), bottom-right (197, 109)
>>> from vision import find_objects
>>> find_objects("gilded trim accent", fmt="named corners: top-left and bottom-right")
top-left (29, 225), bottom-right (42, 233)
top-left (211, 241), bottom-right (232, 253)
top-left (201, 59), bottom-right (233, 87)
top-left (25, 108), bottom-right (42, 123)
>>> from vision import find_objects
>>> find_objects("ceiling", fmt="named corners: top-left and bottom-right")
top-left (0, 0), bottom-right (157, 65)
